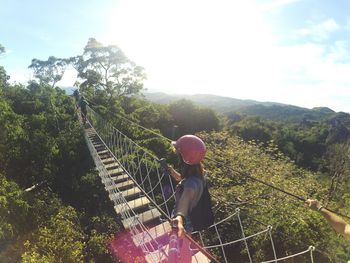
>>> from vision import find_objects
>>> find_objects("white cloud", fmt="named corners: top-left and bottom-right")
top-left (253, 39), bottom-right (350, 112)
top-left (298, 19), bottom-right (340, 41)
top-left (280, 41), bottom-right (350, 84)
top-left (328, 40), bottom-right (350, 62)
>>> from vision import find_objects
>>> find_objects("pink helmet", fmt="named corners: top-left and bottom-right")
top-left (172, 135), bottom-right (206, 165)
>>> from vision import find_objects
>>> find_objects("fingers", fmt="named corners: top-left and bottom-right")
top-left (176, 221), bottom-right (185, 238)
top-left (305, 199), bottom-right (321, 211)
top-left (178, 227), bottom-right (184, 238)
top-left (305, 198), bottom-right (316, 205)
top-left (305, 199), bottom-right (312, 206)
top-left (171, 218), bottom-right (185, 238)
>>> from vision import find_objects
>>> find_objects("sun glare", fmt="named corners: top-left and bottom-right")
top-left (103, 0), bottom-right (278, 99)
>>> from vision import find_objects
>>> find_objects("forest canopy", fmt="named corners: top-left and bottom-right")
top-left (0, 39), bottom-right (350, 262)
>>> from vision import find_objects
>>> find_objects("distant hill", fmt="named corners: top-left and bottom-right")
top-left (143, 92), bottom-right (283, 113)
top-left (61, 86), bottom-right (75, 95)
top-left (144, 92), bottom-right (340, 121)
top-left (236, 104), bottom-right (337, 122)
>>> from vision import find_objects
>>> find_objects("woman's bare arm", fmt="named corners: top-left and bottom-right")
top-left (173, 188), bottom-right (195, 237)
top-left (169, 166), bottom-right (182, 182)
top-left (306, 199), bottom-right (350, 240)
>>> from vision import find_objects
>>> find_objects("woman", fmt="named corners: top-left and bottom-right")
top-left (168, 134), bottom-right (213, 238)
top-left (79, 96), bottom-right (88, 124)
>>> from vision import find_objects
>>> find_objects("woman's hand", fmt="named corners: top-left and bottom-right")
top-left (172, 215), bottom-right (185, 238)
top-left (169, 166), bottom-right (182, 182)
top-left (305, 199), bottom-right (322, 211)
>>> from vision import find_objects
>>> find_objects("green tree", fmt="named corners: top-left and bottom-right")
top-left (229, 116), bottom-right (273, 144)
top-left (169, 99), bottom-right (219, 136)
top-left (0, 66), bottom-right (9, 87)
top-left (133, 104), bottom-right (160, 128)
top-left (0, 44), bottom-right (5, 55)
top-left (0, 44), bottom-right (10, 87)
top-left (73, 38), bottom-right (146, 100)
top-left (323, 142), bottom-right (350, 203)
top-left (21, 206), bottom-right (85, 263)
top-left (0, 98), bottom-right (25, 172)
top-left (0, 174), bottom-right (29, 247)
top-left (28, 56), bottom-right (67, 88)
top-left (0, 62), bottom-right (120, 262)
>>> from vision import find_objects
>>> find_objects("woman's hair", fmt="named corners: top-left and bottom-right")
top-left (178, 155), bottom-right (205, 179)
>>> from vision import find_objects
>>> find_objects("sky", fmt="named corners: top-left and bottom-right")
top-left (1, 0), bottom-right (350, 112)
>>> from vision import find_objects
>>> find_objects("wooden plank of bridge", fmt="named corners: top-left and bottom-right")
top-left (105, 179), bottom-right (134, 191)
top-left (192, 251), bottom-right (211, 263)
top-left (113, 186), bottom-right (142, 201)
top-left (102, 173), bottom-right (128, 184)
top-left (97, 149), bottom-right (109, 155)
top-left (111, 174), bottom-right (129, 183)
top-left (108, 167), bottom-right (124, 176)
top-left (104, 162), bottom-right (119, 170)
top-left (144, 244), bottom-right (210, 263)
top-left (144, 244), bottom-right (169, 263)
top-left (122, 208), bottom-right (162, 229)
top-left (101, 157), bottom-right (115, 164)
top-left (132, 221), bottom-right (172, 246)
top-left (114, 196), bottom-right (151, 214)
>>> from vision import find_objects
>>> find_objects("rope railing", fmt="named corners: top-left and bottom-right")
top-left (191, 208), bottom-right (277, 262)
top-left (87, 106), bottom-right (175, 219)
top-left (81, 105), bottom-right (316, 263)
top-left (81, 116), bottom-right (166, 262)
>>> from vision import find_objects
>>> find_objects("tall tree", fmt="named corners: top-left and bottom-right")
top-left (0, 66), bottom-right (9, 88)
top-left (0, 44), bottom-right (10, 87)
top-left (168, 99), bottom-right (219, 136)
top-left (73, 38), bottom-right (146, 100)
top-left (324, 142), bottom-right (350, 203)
top-left (0, 44), bottom-right (5, 55)
top-left (28, 56), bottom-right (66, 88)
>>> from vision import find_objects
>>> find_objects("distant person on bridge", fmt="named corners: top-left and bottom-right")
top-left (168, 135), bottom-right (214, 238)
top-left (306, 199), bottom-right (350, 240)
top-left (73, 89), bottom-right (80, 103)
top-left (79, 96), bottom-right (88, 125)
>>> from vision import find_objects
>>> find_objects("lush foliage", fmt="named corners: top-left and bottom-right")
top-left (0, 174), bottom-right (29, 247)
top-left (227, 113), bottom-right (350, 172)
top-left (0, 56), bottom-right (120, 262)
top-left (29, 56), bottom-right (67, 88)
top-left (1, 39), bottom-right (350, 262)
top-left (21, 206), bottom-right (85, 263)
top-left (200, 132), bottom-right (350, 262)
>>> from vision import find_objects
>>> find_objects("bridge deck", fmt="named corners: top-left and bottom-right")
top-left (83, 124), bottom-right (210, 262)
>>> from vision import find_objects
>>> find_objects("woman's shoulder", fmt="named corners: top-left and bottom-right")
top-left (184, 176), bottom-right (203, 188)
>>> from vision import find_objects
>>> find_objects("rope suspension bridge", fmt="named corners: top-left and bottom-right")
top-left (79, 104), bottom-right (317, 263)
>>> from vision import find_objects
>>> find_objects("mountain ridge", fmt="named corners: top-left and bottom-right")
top-left (142, 91), bottom-right (347, 123)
